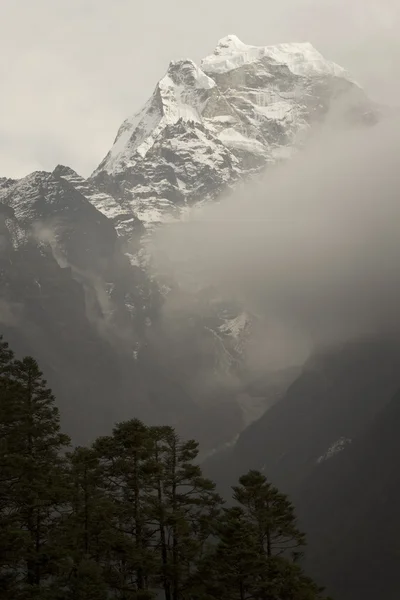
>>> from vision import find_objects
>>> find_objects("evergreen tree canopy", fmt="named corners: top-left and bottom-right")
top-left (0, 336), bottom-right (330, 600)
top-left (55, 446), bottom-right (111, 600)
top-left (233, 469), bottom-right (306, 560)
top-left (0, 351), bottom-right (70, 599)
top-left (94, 418), bottom-right (157, 599)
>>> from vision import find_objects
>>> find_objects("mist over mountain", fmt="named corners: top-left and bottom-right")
top-left (1, 33), bottom-right (400, 598)
top-left (2, 35), bottom-right (378, 445)
top-left (153, 114), bottom-right (400, 364)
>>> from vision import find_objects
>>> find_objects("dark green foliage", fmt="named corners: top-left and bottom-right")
top-left (0, 335), bottom-right (13, 372)
top-left (233, 470), bottom-right (305, 559)
top-left (0, 335), bottom-right (329, 600)
top-left (0, 349), bottom-right (71, 598)
top-left (189, 506), bottom-right (264, 600)
top-left (254, 557), bottom-right (328, 600)
top-left (94, 419), bottom-right (157, 599)
top-left (54, 446), bottom-right (111, 599)
top-left (0, 335), bottom-right (20, 597)
top-left (190, 499), bottom-right (326, 600)
top-left (146, 426), bottom-right (223, 600)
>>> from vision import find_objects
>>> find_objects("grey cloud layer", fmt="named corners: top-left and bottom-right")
top-left (1, 0), bottom-right (399, 177)
top-left (152, 116), bottom-right (400, 367)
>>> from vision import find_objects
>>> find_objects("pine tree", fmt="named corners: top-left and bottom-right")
top-left (253, 555), bottom-right (328, 600)
top-left (94, 418), bottom-right (157, 599)
top-left (0, 337), bottom-right (332, 600)
top-left (233, 470), bottom-right (305, 560)
top-left (146, 426), bottom-right (171, 600)
top-left (147, 426), bottom-right (223, 600)
top-left (0, 335), bottom-right (13, 373)
top-left (1, 355), bottom-right (70, 598)
top-left (0, 336), bottom-right (21, 597)
top-left (189, 506), bottom-right (264, 600)
top-left (193, 471), bottom-right (328, 600)
top-left (55, 446), bottom-right (111, 600)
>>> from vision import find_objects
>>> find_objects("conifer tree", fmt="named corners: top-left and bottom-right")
top-left (147, 426), bottom-right (223, 600)
top-left (1, 356), bottom-right (70, 598)
top-left (253, 555), bottom-right (328, 600)
top-left (189, 506), bottom-right (264, 600)
top-left (0, 335), bottom-right (13, 373)
top-left (0, 337), bottom-right (332, 600)
top-left (55, 447), bottom-right (111, 600)
top-left (233, 470), bottom-right (305, 560)
top-left (0, 336), bottom-right (20, 597)
top-left (94, 418), bottom-right (156, 599)
top-left (192, 471), bottom-right (328, 600)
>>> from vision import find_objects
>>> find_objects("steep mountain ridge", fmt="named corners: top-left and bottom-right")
top-left (85, 35), bottom-right (379, 388)
top-left (0, 169), bottom-right (263, 449)
top-left (202, 337), bottom-right (400, 598)
top-left (52, 164), bottom-right (144, 246)
top-left (0, 170), bottom-right (161, 440)
top-left (203, 338), bottom-right (400, 491)
top-left (91, 35), bottom-right (377, 232)
top-left (297, 386), bottom-right (400, 600)
top-left (0, 35), bottom-right (381, 452)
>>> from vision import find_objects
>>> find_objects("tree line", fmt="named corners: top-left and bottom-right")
top-left (0, 335), bottom-right (330, 599)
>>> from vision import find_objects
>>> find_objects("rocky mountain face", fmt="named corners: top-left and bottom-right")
top-left (204, 338), bottom-right (400, 486)
top-left (0, 168), bottom-right (248, 449)
top-left (203, 337), bottom-right (400, 599)
top-left (297, 386), bottom-right (400, 600)
top-left (0, 170), bottom-right (158, 442)
top-left (0, 36), bottom-right (379, 450)
top-left (277, 383), bottom-right (400, 600)
top-left (52, 165), bottom-right (144, 246)
top-left (91, 35), bottom-right (376, 233)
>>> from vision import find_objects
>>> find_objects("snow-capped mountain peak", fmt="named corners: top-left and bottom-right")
top-left (53, 164), bottom-right (142, 242)
top-left (157, 60), bottom-right (216, 122)
top-left (94, 59), bottom-right (217, 177)
top-left (163, 59), bottom-right (216, 91)
top-left (202, 34), bottom-right (351, 79)
top-left (91, 35), bottom-right (376, 230)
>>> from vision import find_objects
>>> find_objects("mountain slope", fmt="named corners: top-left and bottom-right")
top-left (203, 338), bottom-right (400, 492)
top-left (202, 337), bottom-right (400, 599)
top-left (91, 35), bottom-right (377, 231)
top-left (0, 36), bottom-right (381, 452)
top-left (297, 387), bottom-right (400, 600)
top-left (0, 170), bottom-right (256, 451)
top-left (0, 170), bottom-right (160, 442)
top-left (52, 164), bottom-right (143, 247)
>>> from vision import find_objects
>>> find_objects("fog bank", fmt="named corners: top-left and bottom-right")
top-left (152, 115), bottom-right (400, 368)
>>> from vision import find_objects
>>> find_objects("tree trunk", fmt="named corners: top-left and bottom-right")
top-left (155, 441), bottom-right (171, 600)
top-left (133, 450), bottom-right (144, 590)
top-left (266, 500), bottom-right (272, 558)
top-left (239, 578), bottom-right (245, 600)
top-left (84, 465), bottom-right (89, 554)
top-left (171, 437), bottom-right (179, 600)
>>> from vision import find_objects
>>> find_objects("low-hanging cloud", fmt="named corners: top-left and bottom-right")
top-left (151, 114), bottom-right (400, 369)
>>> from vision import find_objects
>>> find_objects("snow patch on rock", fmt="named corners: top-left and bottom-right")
top-left (91, 36), bottom-right (370, 231)
top-left (202, 35), bottom-right (352, 80)
top-left (317, 437), bottom-right (352, 464)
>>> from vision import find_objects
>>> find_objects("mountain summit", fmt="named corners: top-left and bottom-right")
top-left (91, 35), bottom-right (375, 230)
top-left (201, 34), bottom-right (349, 77)
top-left (0, 36), bottom-right (380, 450)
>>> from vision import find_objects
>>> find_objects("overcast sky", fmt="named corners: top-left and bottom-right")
top-left (1, 0), bottom-right (399, 179)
